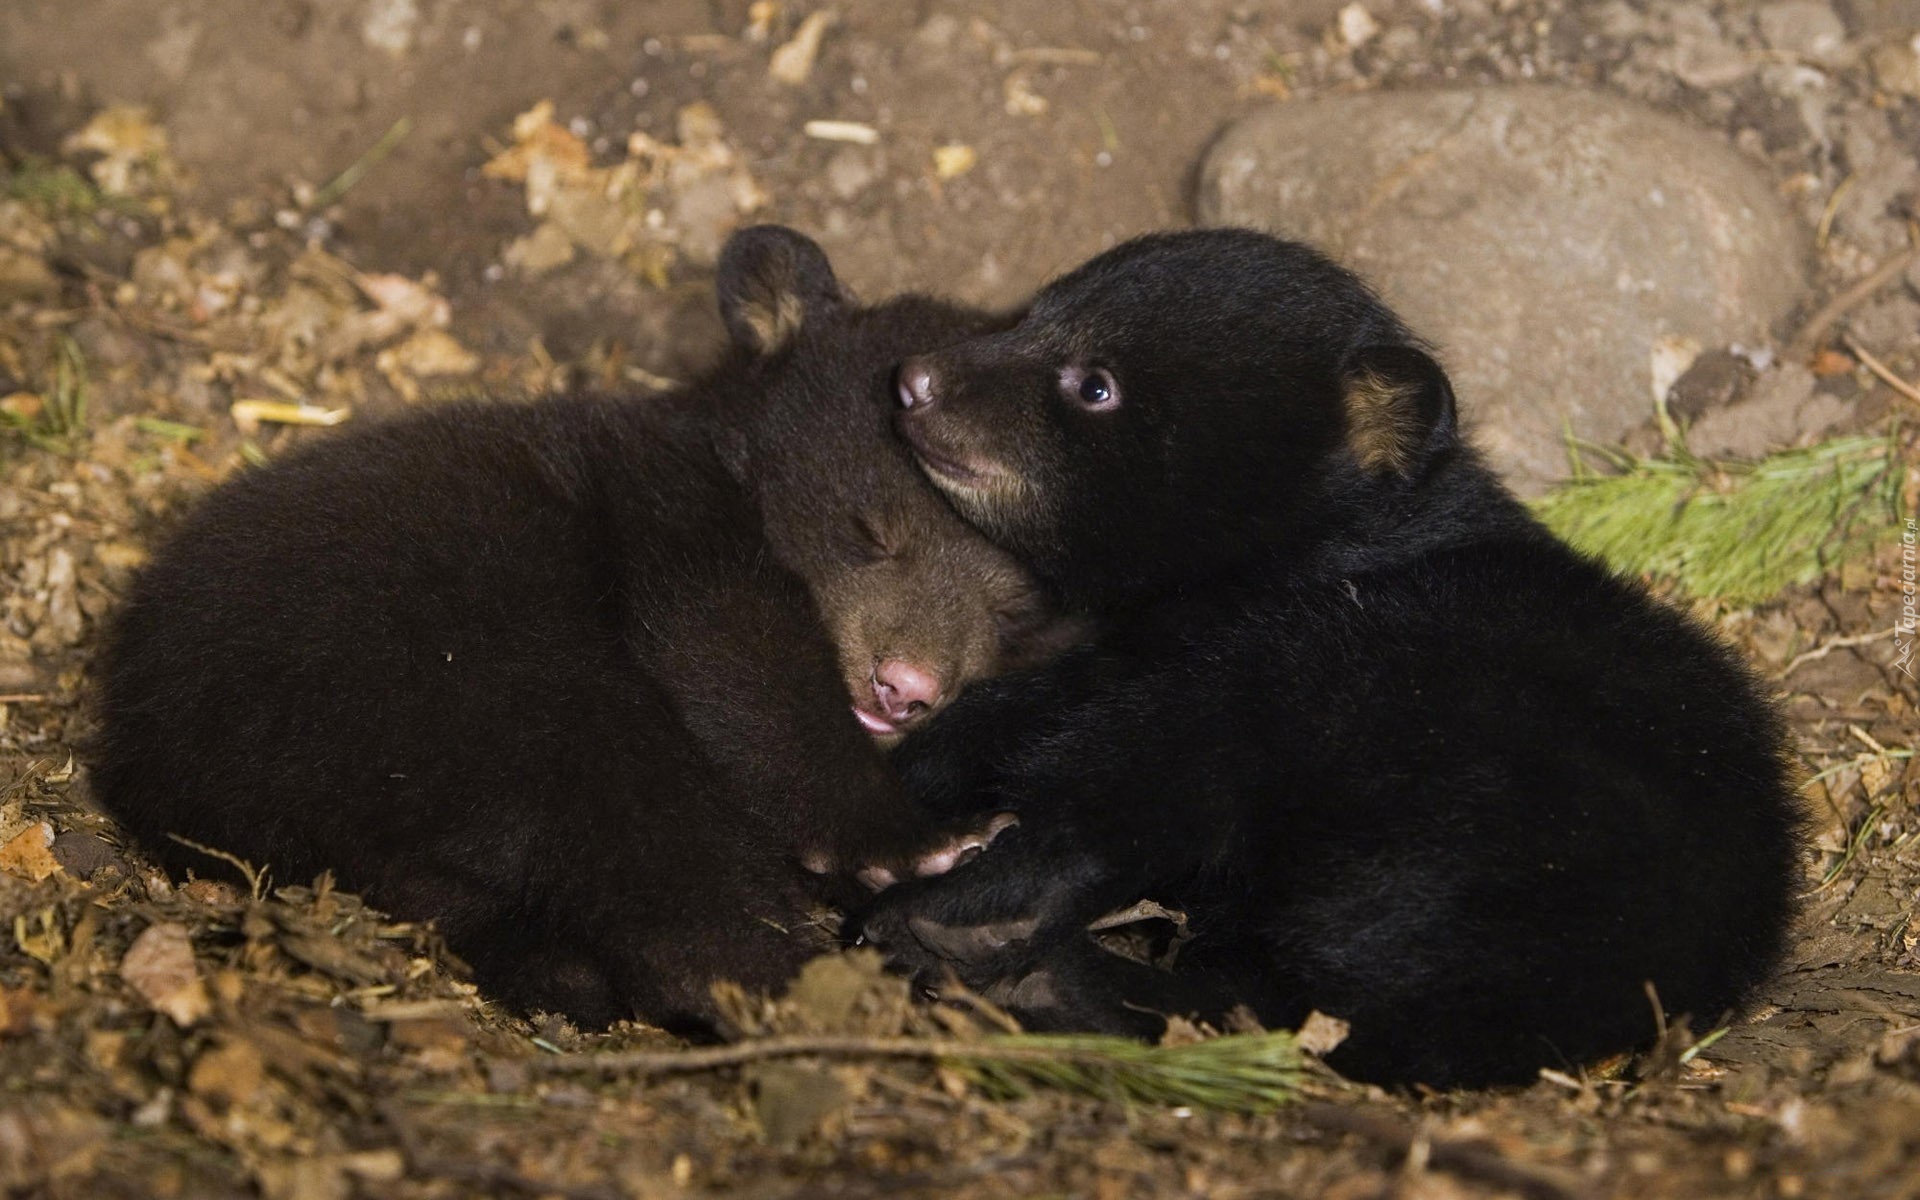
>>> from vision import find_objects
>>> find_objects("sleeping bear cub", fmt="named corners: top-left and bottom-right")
top-left (90, 226), bottom-right (1059, 1032)
top-left (861, 229), bottom-right (1804, 1088)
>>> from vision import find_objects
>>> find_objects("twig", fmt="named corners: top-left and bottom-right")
top-left (532, 1033), bottom-right (1129, 1076)
top-left (167, 833), bottom-right (269, 902)
top-left (1780, 627), bottom-right (1895, 677)
top-left (1813, 802), bottom-right (1887, 892)
top-left (1297, 1103), bottom-right (1594, 1200)
top-left (0, 693), bottom-right (49, 703)
top-left (1787, 246), bottom-right (1918, 363)
top-left (1814, 174), bottom-right (1853, 249)
top-left (1842, 333), bottom-right (1920, 407)
top-left (309, 116), bottom-right (413, 210)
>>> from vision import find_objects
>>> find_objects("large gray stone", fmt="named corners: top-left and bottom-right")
top-left (1197, 87), bottom-right (1809, 492)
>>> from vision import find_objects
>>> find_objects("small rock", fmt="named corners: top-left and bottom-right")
top-left (1661, 4), bottom-right (1755, 89)
top-left (50, 832), bottom-right (126, 880)
top-left (1838, 0), bottom-right (1920, 35)
top-left (1593, 1), bottom-right (1649, 40)
top-left (1758, 1), bottom-right (1854, 66)
top-left (0, 246), bottom-right (57, 303)
top-left (1831, 108), bottom-right (1917, 254)
top-left (1685, 363), bottom-right (1849, 458)
top-left (1337, 3), bottom-right (1381, 48)
top-left (671, 173), bottom-right (746, 268)
top-left (1198, 87), bottom-right (1809, 491)
top-left (1848, 292), bottom-right (1920, 353)
top-left (1667, 349), bottom-right (1756, 422)
top-left (1867, 35), bottom-right (1920, 97)
top-left (913, 12), bottom-right (961, 49)
top-left (825, 147), bottom-right (877, 200)
top-left (42, 547), bottom-right (85, 648)
top-left (143, 17), bottom-right (201, 80)
top-left (362, 0), bottom-right (419, 55)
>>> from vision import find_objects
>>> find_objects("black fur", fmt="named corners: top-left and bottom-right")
top-left (89, 227), bottom-right (1050, 1032)
top-left (862, 230), bottom-right (1805, 1087)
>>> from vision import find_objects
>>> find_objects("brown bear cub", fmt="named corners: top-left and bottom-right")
top-left (89, 226), bottom-right (1060, 1032)
top-left (860, 230), bottom-right (1804, 1088)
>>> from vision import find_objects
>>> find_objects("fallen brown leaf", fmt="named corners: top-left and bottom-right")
top-left (120, 922), bottom-right (212, 1027)
top-left (0, 823), bottom-right (60, 883)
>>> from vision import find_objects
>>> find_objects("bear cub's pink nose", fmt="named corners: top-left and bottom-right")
top-left (897, 359), bottom-right (937, 409)
top-left (873, 659), bottom-right (942, 725)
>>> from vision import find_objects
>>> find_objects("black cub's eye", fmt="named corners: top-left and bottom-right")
top-left (1058, 366), bottom-right (1121, 412)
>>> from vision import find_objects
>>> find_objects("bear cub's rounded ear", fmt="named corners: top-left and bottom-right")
top-left (717, 225), bottom-right (850, 355)
top-left (1341, 345), bottom-right (1457, 478)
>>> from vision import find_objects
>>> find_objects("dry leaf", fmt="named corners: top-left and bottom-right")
top-left (0, 1105), bottom-right (110, 1185)
top-left (62, 105), bottom-right (176, 196)
top-left (1650, 334), bottom-right (1703, 406)
top-left (378, 329), bottom-right (480, 378)
top-left (1296, 1010), bottom-right (1352, 1057)
top-left (744, 0), bottom-right (779, 42)
top-left (1248, 73), bottom-right (1293, 100)
top-left (932, 143), bottom-right (978, 180)
top-left (479, 101), bottom-right (594, 189)
top-left (0, 823), bottom-right (59, 883)
top-left (0, 985), bottom-right (40, 1037)
top-left (769, 9), bottom-right (837, 85)
top-left (1810, 348), bottom-right (1855, 377)
top-left (354, 271), bottom-right (450, 329)
top-left (92, 542), bottom-right (149, 570)
top-left (502, 221), bottom-right (577, 276)
top-left (121, 923), bottom-right (212, 1027)
top-left (188, 1038), bottom-right (266, 1109)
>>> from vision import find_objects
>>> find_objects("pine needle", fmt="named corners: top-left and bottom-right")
top-left (1532, 435), bottom-right (1901, 605)
top-left (955, 1031), bottom-right (1302, 1113)
top-left (538, 1030), bottom-right (1303, 1115)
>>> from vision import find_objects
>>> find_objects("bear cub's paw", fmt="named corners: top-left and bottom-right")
top-left (800, 810), bottom-right (1020, 891)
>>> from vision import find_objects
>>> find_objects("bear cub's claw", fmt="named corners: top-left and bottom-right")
top-left (854, 811), bottom-right (1019, 891)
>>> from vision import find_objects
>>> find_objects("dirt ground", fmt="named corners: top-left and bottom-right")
top-left (3, 1), bottom-right (1920, 1197)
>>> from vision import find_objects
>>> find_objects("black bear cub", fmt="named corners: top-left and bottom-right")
top-left (90, 227), bottom-right (1058, 1032)
top-left (861, 229), bottom-right (1804, 1088)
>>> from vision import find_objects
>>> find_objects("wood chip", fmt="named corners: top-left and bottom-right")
top-left (229, 400), bottom-right (352, 433)
top-left (932, 143), bottom-right (978, 180)
top-left (120, 923), bottom-right (212, 1027)
top-left (769, 9), bottom-right (836, 84)
top-left (803, 120), bottom-right (879, 145)
top-left (0, 822), bottom-right (60, 883)
top-left (1295, 1010), bottom-right (1352, 1057)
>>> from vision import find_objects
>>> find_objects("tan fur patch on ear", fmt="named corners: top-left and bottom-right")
top-left (741, 290), bottom-right (808, 354)
top-left (1345, 367), bottom-right (1423, 475)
